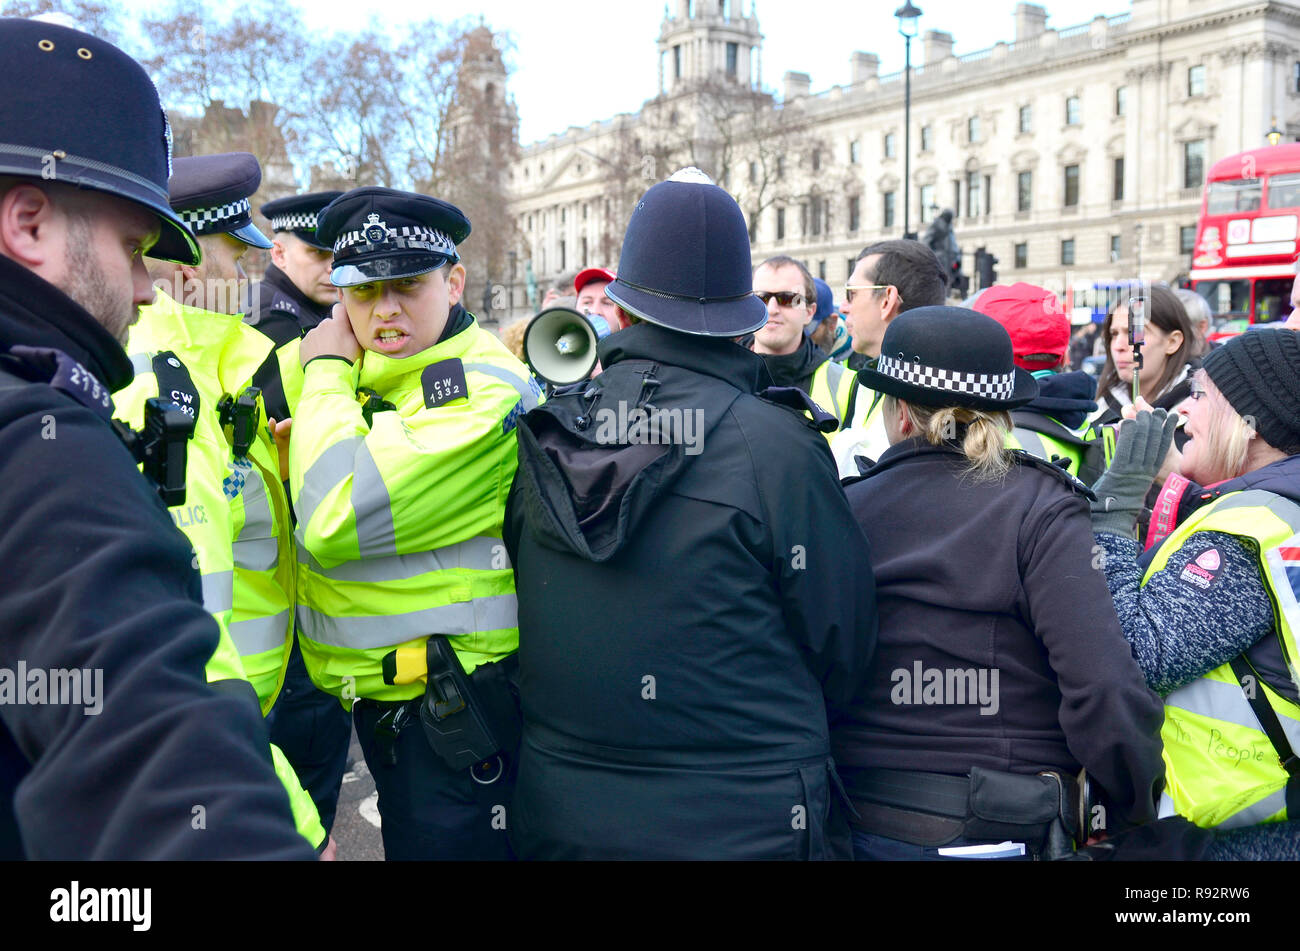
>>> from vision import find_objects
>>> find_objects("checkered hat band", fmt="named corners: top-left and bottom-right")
top-left (877, 353), bottom-right (1016, 400)
top-left (334, 225), bottom-right (456, 257)
top-left (271, 212), bottom-right (318, 231)
top-left (179, 198), bottom-right (251, 233)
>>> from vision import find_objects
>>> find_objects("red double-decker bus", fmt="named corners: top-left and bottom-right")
top-left (1190, 142), bottom-right (1300, 330)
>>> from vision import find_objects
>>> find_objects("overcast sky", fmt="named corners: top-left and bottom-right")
top-left (289, 0), bottom-right (1131, 143)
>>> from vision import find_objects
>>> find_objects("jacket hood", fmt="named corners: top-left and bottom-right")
top-left (0, 254), bottom-right (133, 391)
top-left (758, 334), bottom-right (828, 390)
top-left (1211, 452), bottom-right (1300, 507)
top-left (513, 322), bottom-right (767, 561)
top-left (1021, 370), bottom-right (1098, 430)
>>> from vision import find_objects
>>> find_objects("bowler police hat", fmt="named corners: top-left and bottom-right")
top-left (0, 17), bottom-right (199, 265)
top-left (317, 187), bottom-right (470, 287)
top-left (605, 169), bottom-right (767, 337)
top-left (858, 305), bottom-right (1038, 411)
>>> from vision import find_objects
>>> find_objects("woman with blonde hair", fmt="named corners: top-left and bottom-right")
top-left (1091, 327), bottom-right (1300, 857)
top-left (834, 305), bottom-right (1164, 861)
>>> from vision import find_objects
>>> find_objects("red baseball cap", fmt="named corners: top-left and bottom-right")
top-left (574, 267), bottom-right (616, 295)
top-left (971, 282), bottom-right (1070, 370)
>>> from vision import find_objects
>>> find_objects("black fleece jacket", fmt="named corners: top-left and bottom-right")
top-left (0, 256), bottom-right (312, 859)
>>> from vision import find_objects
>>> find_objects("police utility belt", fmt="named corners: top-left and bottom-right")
top-left (374, 637), bottom-right (520, 785)
top-left (851, 767), bottom-right (1084, 860)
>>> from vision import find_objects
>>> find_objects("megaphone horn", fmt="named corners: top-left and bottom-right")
top-left (523, 306), bottom-right (614, 386)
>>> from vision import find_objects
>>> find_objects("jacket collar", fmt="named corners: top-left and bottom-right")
top-left (260, 263), bottom-right (334, 324)
top-left (129, 290), bottom-right (272, 392)
top-left (597, 321), bottom-right (773, 395)
top-left (0, 253), bottom-right (133, 391)
top-left (758, 334), bottom-right (829, 389)
top-left (357, 304), bottom-right (477, 392)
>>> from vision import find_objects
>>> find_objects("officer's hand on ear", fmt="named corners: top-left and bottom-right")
top-left (301, 302), bottom-right (361, 367)
top-left (268, 416), bottom-right (292, 483)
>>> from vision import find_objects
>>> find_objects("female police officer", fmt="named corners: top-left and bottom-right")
top-left (834, 306), bottom-right (1165, 860)
top-left (1091, 328), bottom-right (1300, 858)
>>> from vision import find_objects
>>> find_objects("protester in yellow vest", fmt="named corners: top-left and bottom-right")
top-left (832, 239), bottom-right (948, 476)
top-left (1090, 328), bottom-right (1300, 858)
top-left (290, 187), bottom-right (538, 860)
top-left (750, 256), bottom-right (861, 436)
top-left (116, 152), bottom-right (327, 856)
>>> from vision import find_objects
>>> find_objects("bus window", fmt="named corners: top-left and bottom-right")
top-left (1253, 277), bottom-right (1293, 323)
top-left (1267, 172), bottom-right (1300, 210)
top-left (1207, 178), bottom-right (1262, 214)
top-left (1196, 279), bottom-right (1250, 316)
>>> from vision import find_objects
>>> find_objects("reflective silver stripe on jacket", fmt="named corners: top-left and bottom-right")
top-left (296, 534), bottom-right (509, 583)
top-left (1012, 427), bottom-right (1048, 461)
top-left (294, 435), bottom-right (363, 544)
top-left (200, 570), bottom-right (234, 615)
top-left (1208, 490), bottom-right (1300, 533)
top-left (463, 362), bottom-right (541, 413)
top-left (297, 593), bottom-right (520, 650)
top-left (821, 361), bottom-right (845, 422)
top-left (128, 352), bottom-right (154, 377)
top-left (352, 441), bottom-right (397, 557)
top-left (232, 461), bottom-right (278, 571)
top-left (1166, 675), bottom-right (1300, 828)
top-left (229, 609), bottom-right (291, 657)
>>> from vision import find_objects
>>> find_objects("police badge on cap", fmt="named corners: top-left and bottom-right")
top-left (316, 186), bottom-right (471, 288)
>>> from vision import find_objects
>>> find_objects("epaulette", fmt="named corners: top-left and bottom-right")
top-left (758, 385), bottom-right (837, 433)
top-left (1009, 448), bottom-right (1097, 501)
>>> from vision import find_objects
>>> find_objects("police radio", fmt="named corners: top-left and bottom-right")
top-left (112, 398), bottom-right (195, 506)
top-left (523, 306), bottom-right (613, 387)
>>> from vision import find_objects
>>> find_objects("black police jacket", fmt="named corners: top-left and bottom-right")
top-left (0, 256), bottom-right (313, 859)
top-left (836, 439), bottom-right (1165, 832)
top-left (503, 321), bottom-right (878, 860)
top-left (245, 263), bottom-right (333, 423)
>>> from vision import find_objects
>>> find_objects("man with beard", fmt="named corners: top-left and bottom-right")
top-left (0, 16), bottom-right (313, 859)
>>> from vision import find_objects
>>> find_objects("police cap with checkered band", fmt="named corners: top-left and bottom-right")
top-left (316, 186), bottom-right (471, 287)
top-left (858, 305), bottom-right (1039, 412)
top-left (168, 152), bottom-right (271, 250)
top-left (0, 16), bottom-right (199, 264)
top-left (260, 190), bottom-right (343, 250)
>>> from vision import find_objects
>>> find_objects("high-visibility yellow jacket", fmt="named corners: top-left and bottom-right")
top-left (808, 359), bottom-right (858, 438)
top-left (1147, 489), bottom-right (1300, 829)
top-left (290, 318), bottom-right (539, 705)
top-left (116, 290), bottom-right (322, 849)
top-left (829, 381), bottom-right (887, 478)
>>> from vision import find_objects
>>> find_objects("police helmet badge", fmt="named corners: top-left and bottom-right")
top-left (364, 213), bottom-right (390, 244)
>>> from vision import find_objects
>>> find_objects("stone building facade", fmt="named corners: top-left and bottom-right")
top-left (502, 0), bottom-right (1300, 321)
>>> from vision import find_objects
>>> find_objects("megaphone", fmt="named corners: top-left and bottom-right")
top-left (523, 306), bottom-right (614, 386)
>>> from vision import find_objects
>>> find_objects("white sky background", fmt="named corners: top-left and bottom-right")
top-left (288, 0), bottom-right (1131, 144)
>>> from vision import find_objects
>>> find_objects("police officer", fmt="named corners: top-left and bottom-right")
top-left (0, 16), bottom-right (312, 859)
top-left (115, 151), bottom-right (330, 854)
top-left (291, 186), bottom-right (537, 860)
top-left (246, 189), bottom-right (354, 836)
top-left (836, 307), bottom-right (1164, 860)
top-left (505, 170), bottom-right (877, 860)
top-left (246, 190), bottom-right (343, 424)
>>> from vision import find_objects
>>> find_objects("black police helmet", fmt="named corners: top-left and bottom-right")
top-left (0, 17), bottom-right (199, 265)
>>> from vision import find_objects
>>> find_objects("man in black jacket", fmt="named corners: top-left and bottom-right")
top-left (0, 17), bottom-right (314, 859)
top-left (504, 169), bottom-right (877, 860)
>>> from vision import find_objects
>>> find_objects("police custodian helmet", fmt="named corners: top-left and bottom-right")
top-left (0, 17), bottom-right (199, 265)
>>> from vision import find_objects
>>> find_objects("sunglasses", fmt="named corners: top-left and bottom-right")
top-left (755, 290), bottom-right (806, 308)
top-left (844, 284), bottom-right (894, 304)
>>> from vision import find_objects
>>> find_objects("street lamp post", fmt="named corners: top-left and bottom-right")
top-left (1267, 116), bottom-right (1284, 146)
top-left (896, 2), bottom-right (922, 240)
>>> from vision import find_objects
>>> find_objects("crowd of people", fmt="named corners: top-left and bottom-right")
top-left (3, 17), bottom-right (1300, 863)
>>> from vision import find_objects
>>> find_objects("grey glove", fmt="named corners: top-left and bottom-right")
top-left (1090, 408), bottom-right (1179, 538)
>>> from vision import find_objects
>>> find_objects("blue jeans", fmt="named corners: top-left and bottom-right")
top-left (852, 830), bottom-right (1032, 861)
